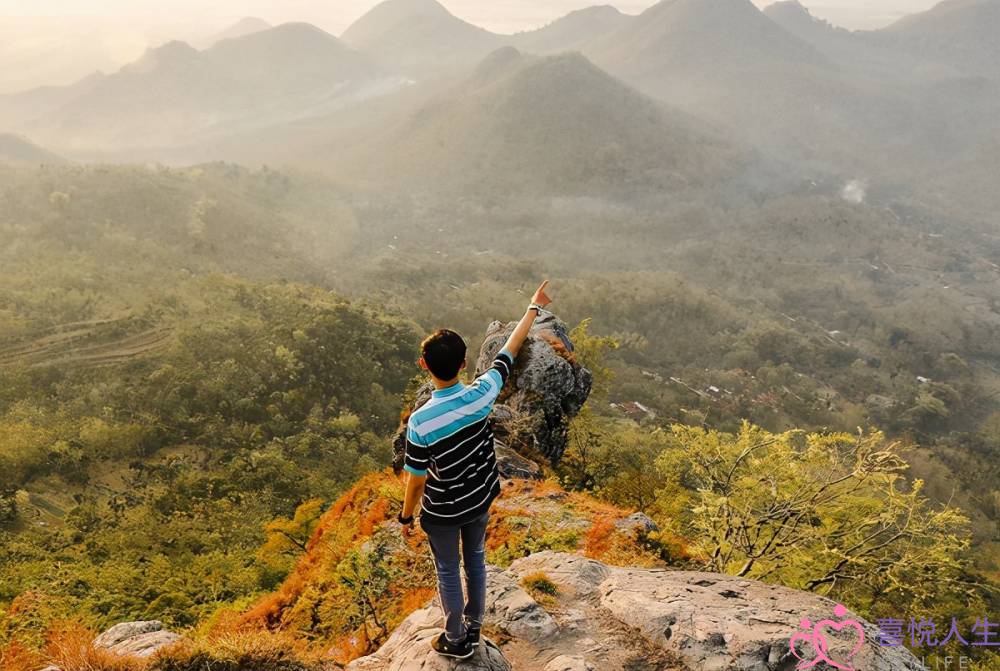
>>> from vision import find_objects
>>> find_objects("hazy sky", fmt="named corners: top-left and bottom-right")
top-left (0, 0), bottom-right (942, 94)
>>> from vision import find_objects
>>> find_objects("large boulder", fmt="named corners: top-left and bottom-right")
top-left (353, 552), bottom-right (923, 671)
top-left (475, 311), bottom-right (592, 463)
top-left (392, 311), bottom-right (592, 470)
top-left (92, 620), bottom-right (181, 658)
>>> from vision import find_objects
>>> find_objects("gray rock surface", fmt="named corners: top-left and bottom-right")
top-left (544, 655), bottom-right (594, 671)
top-left (351, 552), bottom-right (924, 671)
top-left (392, 310), bottom-right (592, 470)
top-left (614, 511), bottom-right (660, 536)
top-left (92, 620), bottom-right (181, 658)
top-left (475, 310), bottom-right (592, 462)
top-left (494, 439), bottom-right (543, 479)
top-left (347, 606), bottom-right (510, 671)
top-left (484, 565), bottom-right (559, 642)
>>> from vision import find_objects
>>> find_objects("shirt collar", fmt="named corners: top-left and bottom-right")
top-left (431, 381), bottom-right (466, 398)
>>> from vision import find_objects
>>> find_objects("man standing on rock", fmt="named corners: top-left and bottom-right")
top-left (398, 280), bottom-right (553, 660)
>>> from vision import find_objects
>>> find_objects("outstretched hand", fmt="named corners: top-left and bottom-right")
top-left (532, 280), bottom-right (552, 309)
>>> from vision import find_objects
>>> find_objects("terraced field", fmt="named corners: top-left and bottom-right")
top-left (0, 317), bottom-right (174, 368)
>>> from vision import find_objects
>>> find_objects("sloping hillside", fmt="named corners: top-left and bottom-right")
top-left (322, 48), bottom-right (743, 197)
top-left (225, 471), bottom-right (678, 664)
top-left (878, 0), bottom-right (1000, 76)
top-left (580, 0), bottom-right (956, 170)
top-left (0, 134), bottom-right (64, 164)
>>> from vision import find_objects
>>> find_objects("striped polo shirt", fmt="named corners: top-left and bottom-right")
top-left (404, 348), bottom-right (515, 526)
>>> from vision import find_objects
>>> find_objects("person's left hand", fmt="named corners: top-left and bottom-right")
top-left (401, 520), bottom-right (414, 538)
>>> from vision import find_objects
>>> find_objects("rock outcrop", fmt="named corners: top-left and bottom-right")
top-left (348, 552), bottom-right (923, 671)
top-left (475, 311), bottom-right (592, 463)
top-left (392, 311), bottom-right (592, 470)
top-left (92, 620), bottom-right (181, 658)
top-left (346, 606), bottom-right (511, 671)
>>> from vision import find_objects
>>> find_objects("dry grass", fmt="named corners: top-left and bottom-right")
top-left (0, 622), bottom-right (148, 671)
top-left (150, 631), bottom-right (319, 671)
top-left (0, 639), bottom-right (46, 671)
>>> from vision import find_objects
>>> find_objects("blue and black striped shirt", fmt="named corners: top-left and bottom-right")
top-left (404, 348), bottom-right (515, 526)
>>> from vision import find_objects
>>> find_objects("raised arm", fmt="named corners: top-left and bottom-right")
top-left (502, 280), bottom-right (553, 359)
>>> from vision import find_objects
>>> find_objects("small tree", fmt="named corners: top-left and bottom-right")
top-left (335, 529), bottom-right (399, 651)
top-left (257, 499), bottom-right (325, 575)
top-left (656, 422), bottom-right (976, 616)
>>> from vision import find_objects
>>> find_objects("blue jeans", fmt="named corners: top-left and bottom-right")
top-left (421, 511), bottom-right (490, 643)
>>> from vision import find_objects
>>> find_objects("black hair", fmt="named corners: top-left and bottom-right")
top-left (421, 329), bottom-right (467, 380)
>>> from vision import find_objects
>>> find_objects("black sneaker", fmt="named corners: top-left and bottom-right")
top-left (464, 624), bottom-right (481, 647)
top-left (431, 632), bottom-right (475, 660)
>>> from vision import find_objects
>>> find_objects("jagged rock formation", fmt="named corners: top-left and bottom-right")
top-left (349, 552), bottom-right (923, 671)
top-left (92, 620), bottom-right (181, 657)
top-left (475, 310), bottom-right (592, 463)
top-left (392, 310), bottom-right (591, 469)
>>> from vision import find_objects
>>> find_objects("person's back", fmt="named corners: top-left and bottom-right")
top-left (397, 280), bottom-right (552, 660)
top-left (403, 343), bottom-right (510, 525)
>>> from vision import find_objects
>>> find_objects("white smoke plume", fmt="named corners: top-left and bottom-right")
top-left (841, 179), bottom-right (867, 204)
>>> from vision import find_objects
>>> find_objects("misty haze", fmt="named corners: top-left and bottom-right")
top-left (0, 1), bottom-right (998, 670)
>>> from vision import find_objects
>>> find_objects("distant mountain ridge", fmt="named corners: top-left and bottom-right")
top-left (587, 0), bottom-right (828, 87)
top-left (0, 0), bottom-right (993, 176)
top-left (877, 0), bottom-right (1000, 76)
top-left (322, 47), bottom-right (743, 196)
top-left (0, 23), bottom-right (399, 154)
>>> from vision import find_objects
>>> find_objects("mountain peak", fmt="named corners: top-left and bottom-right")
top-left (345, 0), bottom-right (453, 31)
top-left (207, 22), bottom-right (350, 55)
top-left (765, 0), bottom-right (812, 19)
top-left (764, 0), bottom-right (837, 30)
top-left (122, 41), bottom-right (200, 75)
top-left (470, 46), bottom-right (525, 85)
top-left (511, 4), bottom-right (630, 54)
top-left (565, 4), bottom-right (625, 20)
top-left (342, 0), bottom-right (499, 73)
top-left (201, 16), bottom-right (272, 48)
top-left (230, 16), bottom-right (271, 30)
top-left (645, 0), bottom-right (773, 23)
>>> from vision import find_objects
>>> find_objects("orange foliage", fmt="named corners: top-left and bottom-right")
top-left (233, 470), bottom-right (399, 634)
top-left (41, 622), bottom-right (146, 671)
top-left (358, 497), bottom-right (390, 537)
top-left (328, 632), bottom-right (369, 665)
top-left (0, 639), bottom-right (45, 671)
top-left (221, 467), bottom-right (676, 666)
top-left (396, 586), bottom-right (437, 617)
top-left (584, 516), bottom-right (616, 558)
